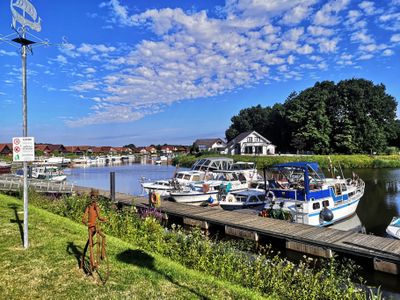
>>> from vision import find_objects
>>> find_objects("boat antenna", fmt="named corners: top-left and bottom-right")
top-left (328, 156), bottom-right (334, 178)
top-left (338, 163), bottom-right (344, 179)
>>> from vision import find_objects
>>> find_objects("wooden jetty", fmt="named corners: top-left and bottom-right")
top-left (70, 186), bottom-right (400, 275)
top-left (0, 175), bottom-right (73, 194)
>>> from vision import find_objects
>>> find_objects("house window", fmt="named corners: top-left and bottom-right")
top-left (255, 146), bottom-right (263, 154)
top-left (244, 146), bottom-right (253, 154)
top-left (247, 137), bottom-right (253, 143)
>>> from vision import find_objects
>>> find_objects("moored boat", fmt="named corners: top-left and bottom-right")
top-left (260, 162), bottom-right (365, 226)
top-left (0, 161), bottom-right (11, 174)
top-left (386, 217), bottom-right (400, 239)
top-left (218, 189), bottom-right (266, 210)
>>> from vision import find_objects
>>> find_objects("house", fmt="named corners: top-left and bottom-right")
top-left (0, 143), bottom-right (12, 156)
top-left (194, 138), bottom-right (226, 153)
top-left (161, 145), bottom-right (173, 155)
top-left (224, 131), bottom-right (276, 155)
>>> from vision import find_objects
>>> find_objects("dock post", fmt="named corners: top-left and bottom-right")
top-left (110, 172), bottom-right (115, 202)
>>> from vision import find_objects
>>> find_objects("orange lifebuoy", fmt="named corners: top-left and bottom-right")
top-left (150, 192), bottom-right (161, 207)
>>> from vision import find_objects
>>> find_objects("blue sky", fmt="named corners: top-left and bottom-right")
top-left (1, 0), bottom-right (400, 146)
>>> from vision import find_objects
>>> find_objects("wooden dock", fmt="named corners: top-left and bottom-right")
top-left (0, 175), bottom-right (74, 194)
top-left (45, 186), bottom-right (400, 275)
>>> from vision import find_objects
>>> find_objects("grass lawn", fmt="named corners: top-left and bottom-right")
top-left (0, 194), bottom-right (269, 300)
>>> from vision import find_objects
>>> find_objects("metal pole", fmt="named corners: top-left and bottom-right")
top-left (22, 28), bottom-right (29, 249)
top-left (110, 172), bottom-right (115, 202)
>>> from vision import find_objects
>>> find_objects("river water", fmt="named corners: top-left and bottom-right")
top-left (65, 163), bottom-right (400, 236)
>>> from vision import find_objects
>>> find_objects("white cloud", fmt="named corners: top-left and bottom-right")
top-left (351, 31), bottom-right (374, 44)
top-left (0, 50), bottom-right (17, 56)
top-left (307, 25), bottom-right (334, 36)
top-left (391, 34), bottom-right (400, 43)
top-left (359, 1), bottom-right (377, 16)
top-left (383, 49), bottom-right (394, 56)
top-left (317, 38), bottom-right (339, 53)
top-left (54, 55), bottom-right (68, 64)
top-left (281, 4), bottom-right (312, 25)
top-left (313, 0), bottom-right (350, 26)
top-left (59, 0), bottom-right (400, 126)
top-left (72, 82), bottom-right (98, 92)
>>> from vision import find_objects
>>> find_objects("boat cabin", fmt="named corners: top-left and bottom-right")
top-left (191, 157), bottom-right (233, 172)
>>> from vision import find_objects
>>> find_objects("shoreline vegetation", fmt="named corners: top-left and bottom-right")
top-left (0, 192), bottom-right (380, 299)
top-left (173, 154), bottom-right (400, 169)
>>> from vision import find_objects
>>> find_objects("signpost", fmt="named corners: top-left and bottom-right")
top-left (13, 137), bottom-right (35, 162)
top-left (9, 0), bottom-right (42, 250)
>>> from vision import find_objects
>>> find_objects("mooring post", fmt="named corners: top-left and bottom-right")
top-left (110, 172), bottom-right (115, 202)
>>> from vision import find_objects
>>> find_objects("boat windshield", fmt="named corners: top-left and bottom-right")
top-left (392, 218), bottom-right (400, 228)
top-left (267, 162), bottom-right (325, 191)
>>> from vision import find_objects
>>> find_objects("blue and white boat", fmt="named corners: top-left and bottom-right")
top-left (261, 162), bottom-right (365, 226)
top-left (386, 217), bottom-right (400, 239)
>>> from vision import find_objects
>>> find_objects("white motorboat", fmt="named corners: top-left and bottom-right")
top-left (386, 217), bottom-right (400, 239)
top-left (0, 161), bottom-right (11, 174)
top-left (218, 189), bottom-right (266, 210)
top-left (140, 170), bottom-right (206, 196)
top-left (170, 173), bottom-right (249, 205)
top-left (230, 161), bottom-right (262, 183)
top-left (190, 157), bottom-right (234, 172)
top-left (260, 162), bottom-right (365, 226)
top-left (32, 166), bottom-right (67, 182)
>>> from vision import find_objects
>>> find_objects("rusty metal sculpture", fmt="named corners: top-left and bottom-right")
top-left (80, 189), bottom-right (109, 282)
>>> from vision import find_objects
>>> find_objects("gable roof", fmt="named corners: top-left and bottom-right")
top-left (226, 131), bottom-right (273, 148)
top-left (194, 138), bottom-right (225, 147)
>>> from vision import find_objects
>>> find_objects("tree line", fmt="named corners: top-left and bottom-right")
top-left (226, 79), bottom-right (400, 154)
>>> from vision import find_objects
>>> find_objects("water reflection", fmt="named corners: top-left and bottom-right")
top-left (348, 168), bottom-right (400, 236)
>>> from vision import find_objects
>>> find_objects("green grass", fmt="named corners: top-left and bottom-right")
top-left (173, 154), bottom-right (400, 169)
top-left (0, 194), bottom-right (268, 300)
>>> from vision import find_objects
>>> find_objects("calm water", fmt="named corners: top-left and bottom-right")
top-left (65, 164), bottom-right (400, 236)
top-left (65, 163), bottom-right (184, 197)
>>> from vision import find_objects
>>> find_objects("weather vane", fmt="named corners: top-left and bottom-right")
top-left (10, 0), bottom-right (42, 33)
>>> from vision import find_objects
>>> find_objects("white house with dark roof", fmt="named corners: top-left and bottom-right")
top-left (224, 131), bottom-right (276, 155)
top-left (194, 138), bottom-right (226, 152)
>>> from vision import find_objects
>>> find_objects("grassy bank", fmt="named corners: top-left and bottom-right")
top-left (173, 154), bottom-right (400, 169)
top-left (0, 194), bottom-right (266, 299)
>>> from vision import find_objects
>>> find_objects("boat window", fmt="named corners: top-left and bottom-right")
top-left (249, 196), bottom-right (258, 203)
top-left (313, 202), bottom-right (320, 210)
top-left (177, 174), bottom-right (184, 179)
top-left (341, 184), bottom-right (347, 192)
top-left (184, 174), bottom-right (191, 180)
top-left (322, 200), bottom-right (330, 207)
top-left (335, 183), bottom-right (342, 195)
top-left (192, 175), bottom-right (200, 181)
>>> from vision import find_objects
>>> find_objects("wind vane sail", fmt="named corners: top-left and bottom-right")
top-left (10, 0), bottom-right (41, 32)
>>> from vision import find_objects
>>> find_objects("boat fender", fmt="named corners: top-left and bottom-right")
top-left (207, 196), bottom-right (214, 204)
top-left (226, 194), bottom-right (235, 202)
top-left (319, 207), bottom-right (334, 222)
top-left (266, 191), bottom-right (275, 202)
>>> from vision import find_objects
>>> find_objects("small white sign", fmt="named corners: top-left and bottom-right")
top-left (13, 137), bottom-right (35, 162)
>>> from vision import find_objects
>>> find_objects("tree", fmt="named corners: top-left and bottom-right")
top-left (224, 78), bottom-right (398, 154)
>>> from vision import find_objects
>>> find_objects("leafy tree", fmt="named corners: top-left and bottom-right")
top-left (124, 143), bottom-right (136, 149)
top-left (224, 78), bottom-right (398, 154)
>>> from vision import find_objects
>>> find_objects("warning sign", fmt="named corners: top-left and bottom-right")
top-left (13, 137), bottom-right (35, 162)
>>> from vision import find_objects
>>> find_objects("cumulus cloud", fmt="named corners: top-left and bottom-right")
top-left (54, 0), bottom-right (400, 126)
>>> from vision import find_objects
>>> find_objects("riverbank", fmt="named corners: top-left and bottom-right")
top-left (0, 194), bottom-right (266, 299)
top-left (173, 154), bottom-right (400, 169)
